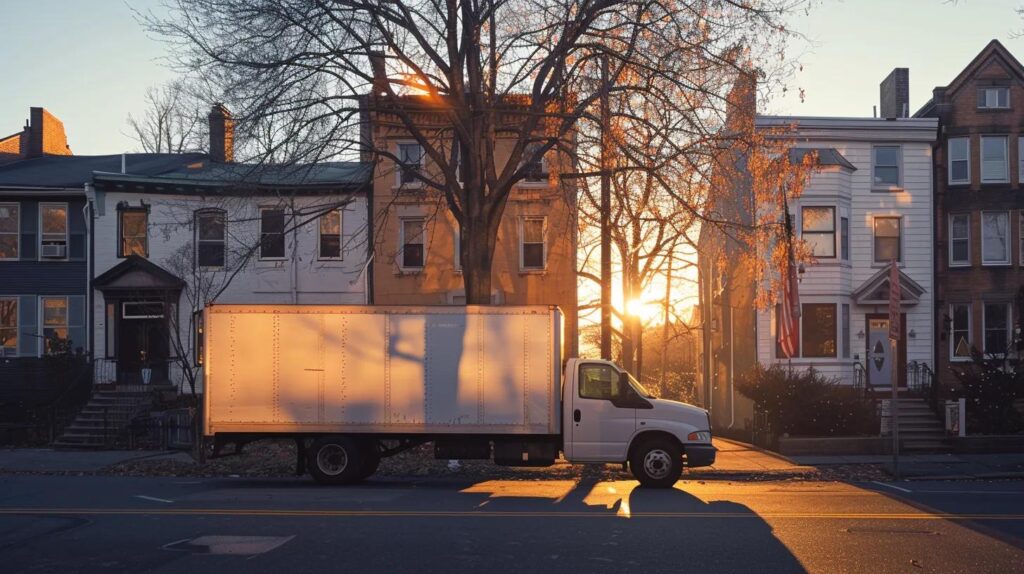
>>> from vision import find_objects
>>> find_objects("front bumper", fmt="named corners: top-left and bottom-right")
top-left (684, 444), bottom-right (717, 468)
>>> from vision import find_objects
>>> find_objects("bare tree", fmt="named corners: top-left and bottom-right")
top-left (125, 81), bottom-right (207, 153)
top-left (144, 0), bottom-right (806, 304)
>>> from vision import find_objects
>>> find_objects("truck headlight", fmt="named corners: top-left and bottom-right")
top-left (687, 431), bottom-right (712, 442)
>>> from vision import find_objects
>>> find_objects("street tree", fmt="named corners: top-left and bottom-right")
top-left (125, 81), bottom-right (207, 154)
top-left (145, 0), bottom-right (807, 304)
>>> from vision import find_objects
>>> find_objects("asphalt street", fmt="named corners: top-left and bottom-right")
top-left (0, 474), bottom-right (1022, 573)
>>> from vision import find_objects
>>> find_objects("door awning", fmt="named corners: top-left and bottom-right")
top-left (93, 255), bottom-right (185, 295)
top-left (851, 263), bottom-right (925, 306)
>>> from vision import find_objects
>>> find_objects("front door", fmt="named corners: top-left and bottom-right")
top-left (117, 301), bottom-right (170, 384)
top-left (867, 319), bottom-right (893, 389)
top-left (568, 363), bottom-right (636, 462)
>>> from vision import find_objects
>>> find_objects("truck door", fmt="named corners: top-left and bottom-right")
top-left (568, 362), bottom-right (636, 462)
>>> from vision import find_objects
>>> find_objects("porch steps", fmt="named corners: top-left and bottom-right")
top-left (892, 399), bottom-right (949, 453)
top-left (53, 385), bottom-right (173, 449)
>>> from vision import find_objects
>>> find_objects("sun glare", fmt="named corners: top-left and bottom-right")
top-left (626, 298), bottom-right (662, 323)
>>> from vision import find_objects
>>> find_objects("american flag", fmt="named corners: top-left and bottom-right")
top-left (778, 208), bottom-right (800, 358)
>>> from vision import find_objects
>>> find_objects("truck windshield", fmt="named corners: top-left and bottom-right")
top-left (625, 371), bottom-right (655, 399)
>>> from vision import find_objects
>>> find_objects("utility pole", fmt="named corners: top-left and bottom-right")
top-left (599, 55), bottom-right (612, 360)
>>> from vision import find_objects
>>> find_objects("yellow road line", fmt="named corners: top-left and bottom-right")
top-left (0, 508), bottom-right (1023, 520)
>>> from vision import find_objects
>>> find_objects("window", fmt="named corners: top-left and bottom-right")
top-left (0, 298), bottom-right (16, 357)
top-left (801, 206), bottom-right (835, 258)
top-left (872, 146), bottom-right (900, 187)
top-left (39, 203), bottom-right (68, 259)
top-left (41, 296), bottom-right (68, 354)
top-left (981, 136), bottom-right (1008, 183)
top-left (981, 211), bottom-right (1010, 265)
top-left (1021, 213), bottom-right (1024, 268)
top-left (400, 218), bottom-right (425, 269)
top-left (318, 209), bottom-right (342, 260)
top-left (0, 203), bottom-right (18, 259)
top-left (118, 208), bottom-right (148, 257)
top-left (950, 304), bottom-right (971, 361)
top-left (949, 214), bottom-right (971, 266)
top-left (579, 363), bottom-right (619, 400)
top-left (259, 208), bottom-right (285, 259)
top-left (873, 217), bottom-right (901, 263)
top-left (520, 216), bottom-right (547, 270)
top-left (122, 301), bottom-right (164, 319)
top-left (840, 217), bottom-right (849, 261)
top-left (978, 87), bottom-right (1010, 109)
top-left (453, 227), bottom-right (461, 271)
top-left (983, 302), bottom-right (1011, 355)
top-left (801, 303), bottom-right (837, 358)
top-left (1019, 137), bottom-right (1024, 184)
top-left (196, 210), bottom-right (226, 268)
top-left (521, 143), bottom-right (549, 184)
top-left (397, 143), bottom-right (424, 185)
top-left (841, 303), bottom-right (850, 359)
top-left (105, 302), bottom-right (115, 359)
top-left (948, 137), bottom-right (970, 185)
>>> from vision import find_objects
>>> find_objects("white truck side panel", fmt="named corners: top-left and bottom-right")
top-left (204, 305), bottom-right (562, 436)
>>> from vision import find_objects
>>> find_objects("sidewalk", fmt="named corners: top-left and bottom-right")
top-left (790, 452), bottom-right (1024, 480)
top-left (0, 449), bottom-right (176, 473)
top-left (707, 438), bottom-right (810, 473)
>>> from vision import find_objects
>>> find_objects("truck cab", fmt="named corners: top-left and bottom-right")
top-left (562, 358), bottom-right (716, 487)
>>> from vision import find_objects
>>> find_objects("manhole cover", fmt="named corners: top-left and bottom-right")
top-left (164, 535), bottom-right (294, 556)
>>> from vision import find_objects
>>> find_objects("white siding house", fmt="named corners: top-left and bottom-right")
top-left (755, 117), bottom-right (938, 389)
top-left (86, 162), bottom-right (372, 393)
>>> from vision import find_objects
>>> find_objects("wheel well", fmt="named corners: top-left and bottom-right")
top-left (627, 430), bottom-right (683, 462)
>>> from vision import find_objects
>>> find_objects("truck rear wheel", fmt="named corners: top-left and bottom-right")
top-left (630, 437), bottom-right (683, 488)
top-left (308, 437), bottom-right (366, 485)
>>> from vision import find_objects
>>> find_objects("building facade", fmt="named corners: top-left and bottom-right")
top-left (914, 40), bottom-right (1024, 393)
top-left (364, 97), bottom-right (579, 355)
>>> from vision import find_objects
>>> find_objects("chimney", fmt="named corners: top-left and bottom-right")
top-left (208, 103), bottom-right (234, 163)
top-left (880, 68), bottom-right (909, 118)
top-left (725, 68), bottom-right (757, 132)
top-left (23, 108), bottom-right (72, 158)
top-left (368, 51), bottom-right (387, 95)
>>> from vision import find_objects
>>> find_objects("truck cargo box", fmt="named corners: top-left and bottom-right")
top-left (203, 305), bottom-right (563, 436)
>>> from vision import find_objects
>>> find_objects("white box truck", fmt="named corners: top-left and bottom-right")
top-left (203, 304), bottom-right (715, 487)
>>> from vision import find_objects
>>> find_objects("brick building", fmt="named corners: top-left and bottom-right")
top-left (914, 40), bottom-right (1024, 393)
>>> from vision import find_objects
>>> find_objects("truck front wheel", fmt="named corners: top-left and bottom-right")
top-left (309, 437), bottom-right (366, 485)
top-left (629, 438), bottom-right (683, 488)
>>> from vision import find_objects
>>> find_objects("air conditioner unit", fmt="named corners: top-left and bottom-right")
top-left (41, 243), bottom-right (67, 258)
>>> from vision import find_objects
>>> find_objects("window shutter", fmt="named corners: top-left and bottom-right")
top-left (17, 295), bottom-right (37, 356)
top-left (20, 203), bottom-right (37, 260)
top-left (67, 295), bottom-right (86, 354)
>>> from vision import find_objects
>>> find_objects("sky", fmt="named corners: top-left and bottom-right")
top-left (0, 0), bottom-right (1020, 154)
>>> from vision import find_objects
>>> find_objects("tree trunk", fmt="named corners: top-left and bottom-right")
top-left (461, 217), bottom-right (496, 305)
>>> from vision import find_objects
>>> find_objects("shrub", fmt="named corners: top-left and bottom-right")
top-left (737, 364), bottom-right (878, 437)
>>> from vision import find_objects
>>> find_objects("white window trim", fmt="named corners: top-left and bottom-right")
top-left (122, 301), bottom-right (165, 319)
top-left (518, 215), bottom-right (548, 271)
top-left (118, 208), bottom-right (149, 258)
top-left (948, 137), bottom-right (970, 186)
top-left (978, 87), bottom-right (1010, 110)
top-left (518, 144), bottom-right (551, 187)
top-left (871, 215), bottom-right (903, 264)
top-left (399, 217), bottom-right (426, 270)
top-left (453, 225), bottom-right (462, 273)
top-left (948, 213), bottom-right (971, 267)
top-left (1019, 136), bottom-right (1024, 185)
top-left (195, 209), bottom-right (227, 270)
top-left (317, 209), bottom-right (344, 261)
top-left (871, 144), bottom-right (903, 190)
top-left (0, 202), bottom-right (19, 261)
top-left (39, 295), bottom-right (68, 357)
top-left (980, 135), bottom-right (1009, 184)
top-left (980, 210), bottom-right (1011, 266)
top-left (949, 303), bottom-right (972, 362)
top-left (394, 141), bottom-right (425, 188)
top-left (38, 202), bottom-right (69, 261)
top-left (982, 302), bottom-right (1012, 357)
top-left (258, 207), bottom-right (287, 261)
top-left (0, 296), bottom-right (17, 357)
top-left (800, 206), bottom-right (837, 259)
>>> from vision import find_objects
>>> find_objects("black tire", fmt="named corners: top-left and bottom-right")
top-left (629, 437), bottom-right (683, 488)
top-left (308, 436), bottom-right (366, 485)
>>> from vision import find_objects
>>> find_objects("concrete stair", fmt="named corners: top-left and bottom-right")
top-left (892, 398), bottom-right (949, 453)
top-left (53, 386), bottom-right (172, 449)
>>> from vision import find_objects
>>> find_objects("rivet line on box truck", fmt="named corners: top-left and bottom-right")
top-left (202, 304), bottom-right (715, 488)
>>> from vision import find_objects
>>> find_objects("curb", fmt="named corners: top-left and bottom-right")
top-left (714, 437), bottom-right (801, 466)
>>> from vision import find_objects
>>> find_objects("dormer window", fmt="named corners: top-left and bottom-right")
top-left (977, 87), bottom-right (1009, 109)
